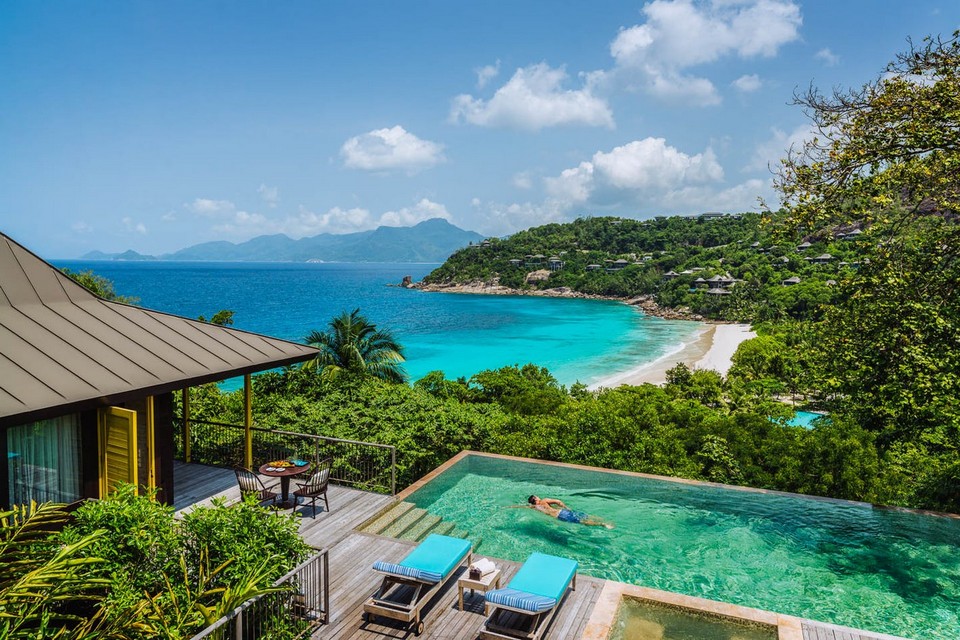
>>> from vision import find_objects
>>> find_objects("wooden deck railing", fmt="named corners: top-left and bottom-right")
top-left (177, 419), bottom-right (396, 495)
top-left (189, 547), bottom-right (330, 640)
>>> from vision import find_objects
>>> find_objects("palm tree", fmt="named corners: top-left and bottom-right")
top-left (303, 308), bottom-right (407, 383)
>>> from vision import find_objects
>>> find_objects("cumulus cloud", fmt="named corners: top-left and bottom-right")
top-left (815, 47), bottom-right (840, 66)
top-left (450, 63), bottom-right (615, 130)
top-left (161, 211), bottom-right (177, 222)
top-left (609, 0), bottom-right (801, 105)
top-left (379, 198), bottom-right (452, 227)
top-left (476, 60), bottom-right (500, 89)
top-left (537, 137), bottom-right (766, 222)
top-left (122, 217), bottom-right (147, 235)
top-left (341, 126), bottom-right (445, 172)
top-left (733, 73), bottom-right (762, 92)
top-left (258, 184), bottom-right (279, 207)
top-left (72, 221), bottom-right (92, 233)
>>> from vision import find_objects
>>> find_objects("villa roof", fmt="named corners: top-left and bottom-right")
top-left (0, 233), bottom-right (319, 427)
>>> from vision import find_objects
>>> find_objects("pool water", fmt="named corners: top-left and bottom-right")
top-left (610, 599), bottom-right (776, 640)
top-left (407, 455), bottom-right (960, 639)
top-left (786, 410), bottom-right (828, 429)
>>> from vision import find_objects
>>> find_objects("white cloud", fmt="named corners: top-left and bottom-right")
top-left (341, 126), bottom-right (445, 172)
top-left (475, 200), bottom-right (568, 236)
top-left (593, 138), bottom-right (723, 190)
top-left (748, 124), bottom-right (816, 171)
top-left (197, 196), bottom-right (455, 240)
top-left (122, 217), bottom-right (147, 235)
top-left (186, 198), bottom-right (236, 215)
top-left (512, 172), bottom-right (533, 189)
top-left (544, 162), bottom-right (595, 205)
top-left (258, 184), bottom-right (279, 208)
top-left (535, 136), bottom-right (767, 219)
top-left (450, 63), bottom-right (615, 130)
top-left (476, 60), bottom-right (500, 89)
top-left (733, 73), bottom-right (762, 92)
top-left (379, 198), bottom-right (452, 227)
top-left (72, 221), bottom-right (92, 233)
top-left (815, 47), bottom-right (840, 66)
top-left (609, 0), bottom-right (801, 105)
top-left (161, 211), bottom-right (177, 222)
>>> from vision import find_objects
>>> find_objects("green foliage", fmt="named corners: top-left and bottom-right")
top-left (53, 486), bottom-right (308, 638)
top-left (774, 34), bottom-right (960, 463)
top-left (469, 364), bottom-right (566, 415)
top-left (0, 502), bottom-right (112, 639)
top-left (423, 213), bottom-right (855, 323)
top-left (62, 485), bottom-right (181, 610)
top-left (180, 494), bottom-right (308, 587)
top-left (304, 308), bottom-right (408, 383)
top-left (61, 268), bottom-right (139, 304)
top-left (197, 309), bottom-right (235, 326)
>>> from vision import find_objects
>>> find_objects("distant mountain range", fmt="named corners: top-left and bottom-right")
top-left (80, 218), bottom-right (486, 263)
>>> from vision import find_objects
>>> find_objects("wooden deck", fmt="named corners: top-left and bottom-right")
top-left (173, 462), bottom-right (914, 640)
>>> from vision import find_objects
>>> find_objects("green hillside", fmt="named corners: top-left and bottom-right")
top-left (423, 212), bottom-right (866, 322)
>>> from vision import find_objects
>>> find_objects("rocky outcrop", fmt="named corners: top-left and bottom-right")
top-left (411, 281), bottom-right (705, 321)
top-left (524, 269), bottom-right (550, 284)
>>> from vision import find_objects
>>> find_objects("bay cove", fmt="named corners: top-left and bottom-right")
top-left (55, 261), bottom-right (733, 387)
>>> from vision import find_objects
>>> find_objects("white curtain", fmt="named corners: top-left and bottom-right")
top-left (7, 415), bottom-right (81, 506)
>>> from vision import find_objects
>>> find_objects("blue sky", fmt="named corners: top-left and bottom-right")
top-left (2, 1), bottom-right (958, 258)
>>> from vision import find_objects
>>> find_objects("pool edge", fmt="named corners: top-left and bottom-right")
top-left (400, 450), bottom-right (960, 520)
top-left (582, 581), bottom-right (803, 640)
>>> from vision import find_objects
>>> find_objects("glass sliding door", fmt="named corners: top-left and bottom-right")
top-left (6, 415), bottom-right (82, 506)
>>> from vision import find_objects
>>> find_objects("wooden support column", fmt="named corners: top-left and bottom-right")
top-left (244, 374), bottom-right (253, 469)
top-left (182, 387), bottom-right (191, 463)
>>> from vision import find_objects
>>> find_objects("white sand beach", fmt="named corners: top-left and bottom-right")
top-left (589, 323), bottom-right (756, 389)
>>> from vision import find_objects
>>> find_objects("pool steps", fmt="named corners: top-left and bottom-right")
top-left (361, 500), bottom-right (480, 550)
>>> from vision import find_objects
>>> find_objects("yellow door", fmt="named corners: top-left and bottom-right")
top-left (98, 406), bottom-right (138, 496)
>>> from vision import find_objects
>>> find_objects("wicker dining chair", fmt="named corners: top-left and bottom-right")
top-left (293, 457), bottom-right (332, 516)
top-left (234, 467), bottom-right (279, 506)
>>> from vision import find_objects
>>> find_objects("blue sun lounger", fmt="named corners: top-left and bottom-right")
top-left (480, 552), bottom-right (578, 640)
top-left (363, 533), bottom-right (472, 636)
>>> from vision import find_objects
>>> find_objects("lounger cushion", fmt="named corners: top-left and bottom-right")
top-left (484, 587), bottom-right (558, 613)
top-left (485, 552), bottom-right (578, 613)
top-left (372, 534), bottom-right (471, 584)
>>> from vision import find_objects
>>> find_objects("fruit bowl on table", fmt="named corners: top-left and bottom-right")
top-left (264, 459), bottom-right (308, 471)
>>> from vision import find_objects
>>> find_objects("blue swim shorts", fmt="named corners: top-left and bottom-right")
top-left (557, 508), bottom-right (586, 524)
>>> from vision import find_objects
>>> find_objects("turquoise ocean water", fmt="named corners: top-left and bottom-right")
top-left (55, 261), bottom-right (702, 386)
top-left (409, 456), bottom-right (960, 640)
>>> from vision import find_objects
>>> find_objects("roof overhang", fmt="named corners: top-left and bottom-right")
top-left (0, 233), bottom-right (318, 429)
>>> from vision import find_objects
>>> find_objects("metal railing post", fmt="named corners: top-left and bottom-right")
top-left (391, 446), bottom-right (396, 496)
top-left (322, 550), bottom-right (330, 623)
top-left (243, 374), bottom-right (253, 469)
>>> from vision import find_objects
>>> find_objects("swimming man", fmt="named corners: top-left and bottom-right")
top-left (525, 495), bottom-right (613, 528)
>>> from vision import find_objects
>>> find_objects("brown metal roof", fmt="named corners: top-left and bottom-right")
top-left (0, 233), bottom-right (318, 427)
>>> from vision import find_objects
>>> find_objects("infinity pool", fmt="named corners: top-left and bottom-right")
top-left (406, 454), bottom-right (960, 639)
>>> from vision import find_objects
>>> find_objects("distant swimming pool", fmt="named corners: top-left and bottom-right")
top-left (786, 410), bottom-right (828, 429)
top-left (405, 454), bottom-right (960, 640)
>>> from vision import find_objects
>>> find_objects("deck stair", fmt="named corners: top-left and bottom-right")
top-left (360, 500), bottom-right (480, 550)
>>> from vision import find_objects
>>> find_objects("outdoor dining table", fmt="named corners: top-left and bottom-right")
top-left (258, 460), bottom-right (310, 508)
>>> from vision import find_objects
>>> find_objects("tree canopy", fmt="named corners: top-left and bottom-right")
top-left (776, 31), bottom-right (960, 233)
top-left (774, 34), bottom-right (960, 448)
top-left (303, 308), bottom-right (408, 383)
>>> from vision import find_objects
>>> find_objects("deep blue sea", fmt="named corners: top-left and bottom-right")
top-left (55, 261), bottom-right (702, 387)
